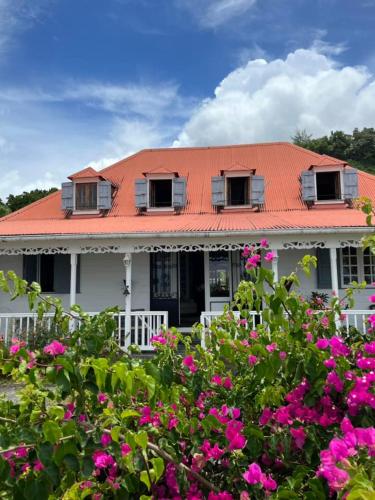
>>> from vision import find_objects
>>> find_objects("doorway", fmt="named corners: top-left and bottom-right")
top-left (179, 252), bottom-right (205, 326)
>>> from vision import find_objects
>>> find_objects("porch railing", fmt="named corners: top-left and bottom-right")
top-left (0, 311), bottom-right (168, 352)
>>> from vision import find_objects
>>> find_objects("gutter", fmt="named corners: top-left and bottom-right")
top-left (0, 226), bottom-right (373, 243)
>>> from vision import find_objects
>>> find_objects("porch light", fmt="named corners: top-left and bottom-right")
top-left (123, 253), bottom-right (131, 268)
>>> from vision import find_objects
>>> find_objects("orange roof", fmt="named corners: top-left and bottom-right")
top-left (68, 166), bottom-right (104, 180)
top-left (1, 142), bottom-right (374, 238)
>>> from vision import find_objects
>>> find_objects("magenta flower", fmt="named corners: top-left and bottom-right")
top-left (260, 238), bottom-right (269, 248)
top-left (316, 338), bottom-right (329, 350)
top-left (10, 344), bottom-right (21, 355)
top-left (324, 357), bottom-right (337, 369)
top-left (43, 340), bottom-right (66, 356)
top-left (264, 251), bottom-right (276, 262)
top-left (243, 463), bottom-right (262, 484)
top-left (260, 474), bottom-right (277, 491)
top-left (266, 342), bottom-right (277, 353)
top-left (33, 460), bottom-right (44, 472)
top-left (330, 336), bottom-right (351, 357)
top-left (101, 433), bottom-right (112, 447)
top-left (369, 294), bottom-right (375, 303)
top-left (182, 355), bottom-right (198, 373)
top-left (364, 341), bottom-right (375, 354)
top-left (368, 314), bottom-right (375, 329)
top-left (211, 375), bottom-right (222, 385)
top-left (246, 254), bottom-right (261, 269)
top-left (223, 377), bottom-right (233, 389)
top-left (357, 357), bottom-right (375, 370)
top-left (306, 332), bottom-right (313, 342)
top-left (248, 354), bottom-right (258, 365)
top-left (250, 330), bottom-right (258, 339)
top-left (290, 426), bottom-right (306, 449)
top-left (97, 392), bottom-right (108, 404)
top-left (121, 443), bottom-right (132, 457)
top-left (150, 335), bottom-right (167, 346)
top-left (92, 450), bottom-right (115, 469)
top-left (279, 351), bottom-right (287, 360)
top-left (168, 416), bottom-right (179, 430)
top-left (259, 408), bottom-right (273, 426)
top-left (80, 481), bottom-right (94, 489)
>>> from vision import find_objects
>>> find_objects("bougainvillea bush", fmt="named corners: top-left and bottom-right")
top-left (0, 241), bottom-right (374, 500)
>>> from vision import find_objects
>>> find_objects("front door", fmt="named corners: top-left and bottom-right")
top-left (205, 250), bottom-right (233, 311)
top-left (150, 252), bottom-right (205, 327)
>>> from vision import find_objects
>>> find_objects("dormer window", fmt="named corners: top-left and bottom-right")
top-left (75, 182), bottom-right (98, 210)
top-left (316, 171), bottom-right (341, 201)
top-left (149, 179), bottom-right (172, 208)
top-left (302, 166), bottom-right (358, 204)
top-left (227, 176), bottom-right (250, 206)
top-left (212, 172), bottom-right (264, 208)
top-left (135, 174), bottom-right (187, 212)
top-left (61, 167), bottom-right (112, 213)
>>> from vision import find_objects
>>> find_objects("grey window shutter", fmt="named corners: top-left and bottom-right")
top-left (251, 175), bottom-right (265, 204)
top-left (212, 176), bottom-right (225, 206)
top-left (301, 171), bottom-right (316, 202)
top-left (342, 169), bottom-right (358, 200)
top-left (23, 255), bottom-right (38, 283)
top-left (135, 179), bottom-right (148, 208)
top-left (316, 248), bottom-right (332, 288)
top-left (172, 177), bottom-right (187, 208)
top-left (61, 182), bottom-right (74, 210)
top-left (98, 180), bottom-right (112, 210)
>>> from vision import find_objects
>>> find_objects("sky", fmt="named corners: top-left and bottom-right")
top-left (0, 0), bottom-right (375, 199)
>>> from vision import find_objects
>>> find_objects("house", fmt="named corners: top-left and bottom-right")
top-left (0, 142), bottom-right (374, 346)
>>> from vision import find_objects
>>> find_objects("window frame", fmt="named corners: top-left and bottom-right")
top-left (146, 174), bottom-right (174, 211)
top-left (23, 255), bottom-right (81, 294)
top-left (73, 180), bottom-right (99, 213)
top-left (339, 248), bottom-right (375, 288)
top-left (224, 172), bottom-right (252, 208)
top-left (313, 166), bottom-right (344, 204)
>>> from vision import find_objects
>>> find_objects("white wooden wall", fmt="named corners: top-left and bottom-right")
top-left (0, 249), bottom-right (371, 313)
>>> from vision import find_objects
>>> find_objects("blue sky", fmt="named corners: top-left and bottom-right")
top-left (0, 0), bottom-right (375, 198)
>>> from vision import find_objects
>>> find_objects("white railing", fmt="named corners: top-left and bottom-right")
top-left (0, 311), bottom-right (168, 352)
top-left (340, 310), bottom-right (374, 335)
top-left (200, 311), bottom-right (263, 329)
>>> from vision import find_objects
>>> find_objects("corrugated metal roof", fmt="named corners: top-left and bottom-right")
top-left (1, 142), bottom-right (375, 237)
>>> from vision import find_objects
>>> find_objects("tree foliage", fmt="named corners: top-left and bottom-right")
top-left (292, 127), bottom-right (375, 174)
top-left (0, 188), bottom-right (58, 217)
top-left (0, 240), bottom-right (374, 499)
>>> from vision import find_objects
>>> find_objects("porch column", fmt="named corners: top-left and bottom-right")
top-left (329, 248), bottom-right (339, 297)
top-left (271, 249), bottom-right (279, 282)
top-left (70, 252), bottom-right (78, 308)
top-left (123, 253), bottom-right (132, 346)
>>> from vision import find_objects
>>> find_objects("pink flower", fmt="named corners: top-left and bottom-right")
top-left (279, 351), bottom-right (287, 360)
top-left (266, 342), bottom-right (277, 353)
top-left (97, 392), bottom-right (108, 404)
top-left (246, 254), bottom-right (261, 269)
top-left (101, 433), bottom-right (112, 447)
top-left (33, 460), bottom-right (44, 472)
top-left (321, 316), bottom-right (329, 328)
top-left (260, 238), bottom-right (269, 248)
top-left (330, 336), bottom-right (351, 357)
top-left (369, 294), bottom-right (375, 303)
top-left (43, 340), bottom-right (66, 356)
top-left (306, 332), bottom-right (313, 342)
top-left (357, 357), bottom-right (375, 370)
top-left (208, 492), bottom-right (233, 500)
top-left (264, 251), bottom-right (276, 262)
top-left (10, 344), bottom-right (21, 355)
top-left (243, 463), bottom-right (262, 484)
top-left (92, 450), bottom-right (115, 469)
top-left (364, 341), bottom-right (375, 354)
top-left (211, 375), bottom-right (222, 385)
top-left (121, 443), bottom-right (132, 457)
top-left (290, 427), bottom-right (306, 449)
top-left (260, 474), bottom-right (277, 491)
top-left (150, 335), bottom-right (167, 346)
top-left (80, 481), bottom-right (94, 489)
top-left (248, 354), bottom-right (258, 365)
top-left (15, 447), bottom-right (28, 459)
top-left (223, 377), bottom-right (233, 389)
top-left (168, 416), bottom-right (179, 430)
top-left (183, 355), bottom-right (198, 373)
top-left (324, 357), bottom-right (337, 369)
top-left (368, 315), bottom-right (375, 329)
top-left (64, 410), bottom-right (73, 420)
top-left (259, 408), bottom-right (273, 426)
top-left (250, 330), bottom-right (258, 339)
top-left (329, 438), bottom-right (349, 461)
top-left (306, 308), bottom-right (314, 317)
top-left (316, 338), bottom-right (329, 350)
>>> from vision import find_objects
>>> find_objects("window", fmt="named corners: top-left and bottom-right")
top-left (316, 171), bottom-right (341, 201)
top-left (340, 248), bottom-right (375, 287)
top-left (209, 251), bottom-right (230, 297)
top-left (23, 255), bottom-right (80, 293)
top-left (149, 179), bottom-right (172, 208)
top-left (75, 183), bottom-right (97, 210)
top-left (341, 247), bottom-right (358, 285)
top-left (363, 248), bottom-right (375, 285)
top-left (227, 177), bottom-right (250, 205)
top-left (150, 253), bottom-right (178, 299)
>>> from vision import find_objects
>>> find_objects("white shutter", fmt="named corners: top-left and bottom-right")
top-left (61, 182), bottom-right (74, 210)
top-left (172, 177), bottom-right (187, 208)
top-left (135, 179), bottom-right (147, 208)
top-left (342, 169), bottom-right (358, 200)
top-left (251, 175), bottom-right (265, 204)
top-left (212, 176), bottom-right (225, 206)
top-left (98, 181), bottom-right (112, 210)
top-left (301, 171), bottom-right (316, 202)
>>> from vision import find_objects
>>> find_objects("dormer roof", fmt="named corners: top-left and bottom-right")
top-left (68, 167), bottom-right (106, 180)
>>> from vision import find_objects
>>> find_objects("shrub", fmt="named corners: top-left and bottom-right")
top-left (0, 243), bottom-right (374, 499)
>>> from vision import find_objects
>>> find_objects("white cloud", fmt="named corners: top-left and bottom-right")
top-left (174, 48), bottom-right (375, 147)
top-left (176, 0), bottom-right (257, 28)
top-left (0, 170), bottom-right (59, 200)
top-left (0, 0), bottom-right (52, 60)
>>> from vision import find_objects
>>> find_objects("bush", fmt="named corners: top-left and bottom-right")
top-left (0, 244), bottom-right (374, 500)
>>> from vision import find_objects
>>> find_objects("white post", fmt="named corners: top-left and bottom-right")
top-left (271, 249), bottom-right (279, 282)
top-left (70, 253), bottom-right (78, 308)
top-left (123, 253), bottom-right (132, 348)
top-left (329, 248), bottom-right (339, 297)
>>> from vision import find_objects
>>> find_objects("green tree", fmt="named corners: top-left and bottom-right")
top-left (0, 199), bottom-right (9, 217)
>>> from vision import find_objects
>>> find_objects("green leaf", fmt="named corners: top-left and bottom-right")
top-left (121, 409), bottom-right (141, 419)
top-left (91, 358), bottom-right (109, 390)
top-left (135, 431), bottom-right (148, 450)
top-left (42, 420), bottom-right (63, 444)
top-left (151, 457), bottom-right (164, 482)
